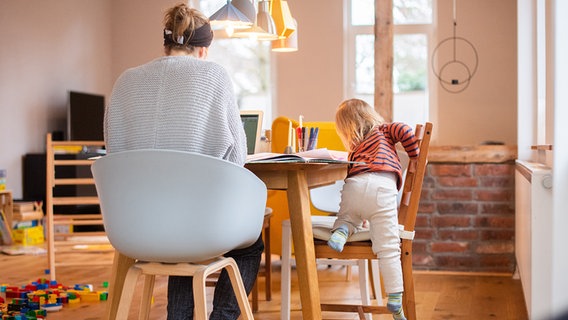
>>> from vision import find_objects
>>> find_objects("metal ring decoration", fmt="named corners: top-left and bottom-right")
top-left (431, 36), bottom-right (479, 94)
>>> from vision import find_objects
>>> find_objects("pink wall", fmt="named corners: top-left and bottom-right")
top-left (0, 0), bottom-right (113, 198)
top-left (275, 0), bottom-right (517, 145)
top-left (272, 0), bottom-right (345, 122)
top-left (0, 0), bottom-right (518, 199)
top-left (110, 0), bottom-right (171, 81)
top-left (435, 0), bottom-right (517, 145)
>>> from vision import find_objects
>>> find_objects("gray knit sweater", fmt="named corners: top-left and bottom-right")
top-left (104, 55), bottom-right (247, 165)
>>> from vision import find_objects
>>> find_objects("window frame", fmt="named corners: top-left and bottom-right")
top-left (344, 0), bottom-right (437, 126)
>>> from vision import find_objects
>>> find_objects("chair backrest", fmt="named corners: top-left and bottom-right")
top-left (309, 180), bottom-right (345, 214)
top-left (398, 122), bottom-right (433, 230)
top-left (271, 116), bottom-right (345, 153)
top-left (271, 116), bottom-right (347, 216)
top-left (91, 150), bottom-right (267, 263)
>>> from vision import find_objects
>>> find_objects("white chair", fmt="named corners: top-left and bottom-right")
top-left (281, 180), bottom-right (382, 320)
top-left (91, 150), bottom-right (267, 320)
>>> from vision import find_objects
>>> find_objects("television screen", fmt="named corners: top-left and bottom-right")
top-left (67, 91), bottom-right (105, 141)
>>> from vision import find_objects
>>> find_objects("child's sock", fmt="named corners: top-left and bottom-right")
top-left (327, 225), bottom-right (348, 252)
top-left (387, 292), bottom-right (406, 320)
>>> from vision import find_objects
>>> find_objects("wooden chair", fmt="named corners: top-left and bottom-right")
top-left (45, 133), bottom-right (111, 280)
top-left (91, 149), bottom-right (267, 319)
top-left (274, 117), bottom-right (381, 320)
top-left (312, 122), bottom-right (433, 320)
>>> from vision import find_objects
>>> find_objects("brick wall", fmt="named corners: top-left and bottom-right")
top-left (413, 161), bottom-right (516, 273)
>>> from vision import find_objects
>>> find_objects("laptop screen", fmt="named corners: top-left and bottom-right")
top-left (240, 110), bottom-right (264, 155)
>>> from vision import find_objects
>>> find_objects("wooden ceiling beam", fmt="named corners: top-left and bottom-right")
top-left (374, 0), bottom-right (393, 122)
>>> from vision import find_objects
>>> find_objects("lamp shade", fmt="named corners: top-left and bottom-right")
top-left (256, 0), bottom-right (278, 37)
top-left (209, 0), bottom-right (252, 28)
top-left (232, 0), bottom-right (278, 40)
top-left (272, 19), bottom-right (298, 52)
top-left (271, 0), bottom-right (296, 38)
top-left (232, 0), bottom-right (256, 23)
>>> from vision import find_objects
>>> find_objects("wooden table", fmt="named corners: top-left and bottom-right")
top-left (245, 162), bottom-right (347, 320)
top-left (105, 162), bottom-right (347, 320)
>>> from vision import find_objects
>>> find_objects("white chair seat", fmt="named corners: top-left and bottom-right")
top-left (312, 215), bottom-right (415, 242)
top-left (311, 215), bottom-right (372, 242)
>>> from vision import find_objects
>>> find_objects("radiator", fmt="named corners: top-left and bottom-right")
top-left (515, 160), bottom-right (553, 319)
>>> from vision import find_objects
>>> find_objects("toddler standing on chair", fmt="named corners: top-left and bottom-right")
top-left (328, 98), bottom-right (419, 320)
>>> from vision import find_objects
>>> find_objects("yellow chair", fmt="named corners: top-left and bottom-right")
top-left (266, 116), bottom-right (346, 257)
top-left (270, 116), bottom-right (345, 154)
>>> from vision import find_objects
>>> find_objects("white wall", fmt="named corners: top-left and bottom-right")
top-left (551, 1), bottom-right (568, 316)
top-left (516, 0), bottom-right (568, 317)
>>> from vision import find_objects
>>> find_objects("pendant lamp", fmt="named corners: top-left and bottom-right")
top-left (272, 19), bottom-right (298, 52)
top-left (270, 0), bottom-right (296, 38)
top-left (209, 0), bottom-right (252, 29)
top-left (232, 0), bottom-right (278, 41)
top-left (232, 0), bottom-right (256, 23)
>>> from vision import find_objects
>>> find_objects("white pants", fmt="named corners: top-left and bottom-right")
top-left (332, 172), bottom-right (403, 294)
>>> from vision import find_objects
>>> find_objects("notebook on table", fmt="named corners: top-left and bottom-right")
top-left (240, 110), bottom-right (264, 155)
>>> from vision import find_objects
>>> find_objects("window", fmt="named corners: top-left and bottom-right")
top-left (346, 0), bottom-right (433, 128)
top-left (197, 0), bottom-right (273, 129)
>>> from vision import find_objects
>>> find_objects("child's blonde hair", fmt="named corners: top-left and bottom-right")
top-left (335, 98), bottom-right (384, 150)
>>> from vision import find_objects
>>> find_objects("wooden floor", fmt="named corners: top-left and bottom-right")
top-left (0, 250), bottom-right (528, 319)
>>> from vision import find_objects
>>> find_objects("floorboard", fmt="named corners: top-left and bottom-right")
top-left (0, 251), bottom-right (528, 319)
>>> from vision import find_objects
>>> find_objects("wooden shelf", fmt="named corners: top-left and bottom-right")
top-left (428, 145), bottom-right (517, 163)
top-left (531, 144), bottom-right (553, 151)
top-left (45, 133), bottom-right (111, 280)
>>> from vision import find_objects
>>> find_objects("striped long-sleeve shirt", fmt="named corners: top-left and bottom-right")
top-left (347, 122), bottom-right (419, 190)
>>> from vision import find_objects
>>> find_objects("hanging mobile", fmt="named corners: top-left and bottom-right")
top-left (431, 0), bottom-right (479, 93)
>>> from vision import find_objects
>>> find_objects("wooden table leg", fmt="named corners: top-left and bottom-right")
top-left (287, 170), bottom-right (322, 320)
top-left (264, 217), bottom-right (272, 301)
top-left (105, 251), bottom-right (136, 320)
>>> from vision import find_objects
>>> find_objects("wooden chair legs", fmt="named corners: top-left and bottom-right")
top-left (401, 239), bottom-right (416, 319)
top-left (116, 258), bottom-right (253, 320)
top-left (252, 208), bottom-right (273, 312)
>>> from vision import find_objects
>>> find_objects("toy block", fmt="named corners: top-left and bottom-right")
top-left (80, 292), bottom-right (99, 302)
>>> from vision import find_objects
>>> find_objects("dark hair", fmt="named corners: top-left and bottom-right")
top-left (163, 3), bottom-right (212, 54)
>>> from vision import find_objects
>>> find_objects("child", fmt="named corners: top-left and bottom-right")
top-left (328, 98), bottom-right (419, 320)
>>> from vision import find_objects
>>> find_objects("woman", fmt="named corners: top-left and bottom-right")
top-left (104, 3), bottom-right (263, 319)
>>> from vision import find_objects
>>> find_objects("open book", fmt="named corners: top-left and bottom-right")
top-left (246, 148), bottom-right (349, 163)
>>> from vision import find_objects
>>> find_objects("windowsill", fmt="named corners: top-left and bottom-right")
top-left (428, 145), bottom-right (517, 163)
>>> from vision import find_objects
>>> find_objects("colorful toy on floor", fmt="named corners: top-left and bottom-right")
top-left (0, 279), bottom-right (108, 319)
